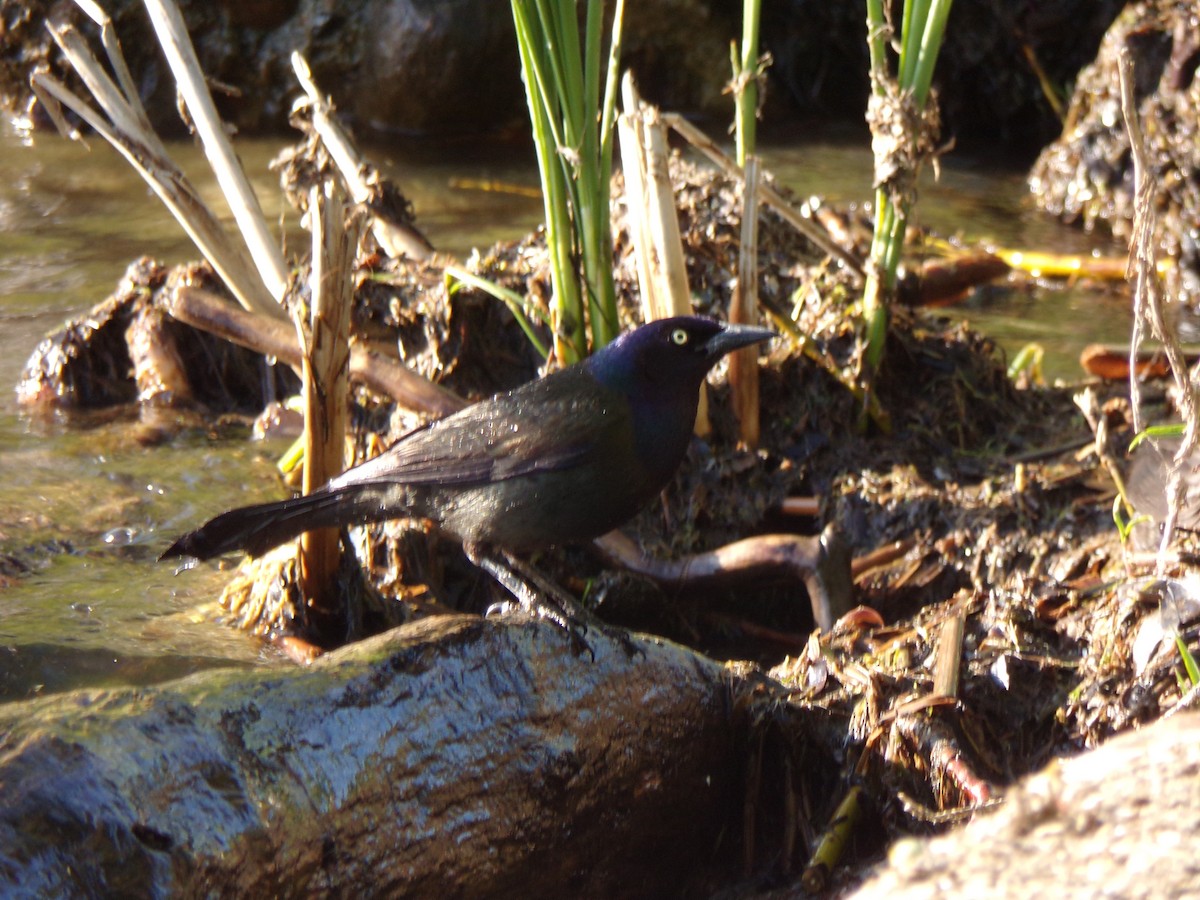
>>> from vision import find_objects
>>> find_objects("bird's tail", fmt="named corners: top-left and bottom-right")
top-left (159, 485), bottom-right (388, 562)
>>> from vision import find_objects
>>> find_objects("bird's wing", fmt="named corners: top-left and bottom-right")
top-left (330, 370), bottom-right (625, 489)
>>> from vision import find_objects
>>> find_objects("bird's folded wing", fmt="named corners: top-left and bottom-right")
top-left (329, 372), bottom-right (625, 489)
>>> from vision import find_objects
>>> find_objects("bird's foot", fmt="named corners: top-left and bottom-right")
top-left (482, 597), bottom-right (575, 631)
top-left (494, 551), bottom-right (647, 659)
top-left (482, 595), bottom-right (593, 660)
top-left (467, 545), bottom-right (595, 657)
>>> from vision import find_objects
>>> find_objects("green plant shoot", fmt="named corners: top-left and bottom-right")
top-left (511, 0), bottom-right (625, 363)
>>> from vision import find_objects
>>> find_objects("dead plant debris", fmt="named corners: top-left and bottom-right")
top-left (17, 145), bottom-right (1197, 888)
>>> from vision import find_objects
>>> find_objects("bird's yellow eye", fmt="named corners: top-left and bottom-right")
top-left (671, 328), bottom-right (689, 346)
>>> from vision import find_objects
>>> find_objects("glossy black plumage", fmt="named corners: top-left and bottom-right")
top-left (160, 316), bottom-right (775, 562)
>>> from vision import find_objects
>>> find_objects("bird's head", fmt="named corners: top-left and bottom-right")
top-left (586, 316), bottom-right (776, 396)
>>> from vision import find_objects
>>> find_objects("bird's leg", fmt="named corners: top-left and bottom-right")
top-left (465, 545), bottom-right (649, 661)
top-left (470, 551), bottom-right (572, 629)
top-left (506, 551), bottom-right (648, 661)
top-left (463, 544), bottom-right (595, 649)
top-left (500, 550), bottom-right (597, 625)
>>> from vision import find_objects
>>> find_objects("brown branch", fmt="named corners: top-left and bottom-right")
top-left (892, 714), bottom-right (996, 807)
top-left (618, 75), bottom-right (709, 435)
top-left (290, 52), bottom-right (435, 262)
top-left (931, 601), bottom-right (966, 701)
top-left (165, 286), bottom-right (466, 418)
top-left (851, 537), bottom-right (918, 579)
top-left (730, 155), bottom-right (762, 448)
top-left (595, 527), bottom-right (853, 631)
top-left (296, 181), bottom-right (358, 611)
top-left (778, 495), bottom-right (821, 518)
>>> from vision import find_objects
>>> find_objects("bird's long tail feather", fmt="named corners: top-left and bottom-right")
top-left (159, 486), bottom-right (386, 561)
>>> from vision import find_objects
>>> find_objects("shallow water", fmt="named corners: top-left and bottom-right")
top-left (0, 120), bottom-right (1130, 703)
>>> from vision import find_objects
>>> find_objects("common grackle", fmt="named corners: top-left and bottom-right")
top-left (161, 316), bottom-right (775, 563)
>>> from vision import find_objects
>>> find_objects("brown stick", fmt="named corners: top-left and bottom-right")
top-left (595, 527), bottom-right (853, 631)
top-left (730, 155), bottom-right (762, 448)
top-left (297, 181), bottom-right (356, 609)
top-left (616, 80), bottom-right (656, 318)
top-left (892, 715), bottom-right (996, 807)
top-left (126, 305), bottom-right (193, 405)
top-left (932, 602), bottom-right (966, 701)
top-left (851, 538), bottom-right (918, 579)
top-left (779, 495), bottom-right (821, 517)
top-left (166, 286), bottom-right (466, 418)
top-left (618, 74), bottom-right (709, 435)
top-left (290, 52), bottom-right (435, 262)
top-left (1118, 45), bottom-right (1199, 569)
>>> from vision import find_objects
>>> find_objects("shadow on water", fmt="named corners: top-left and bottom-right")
top-left (0, 120), bottom-right (1135, 702)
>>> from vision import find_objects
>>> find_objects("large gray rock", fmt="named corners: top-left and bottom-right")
top-left (852, 711), bottom-right (1200, 899)
top-left (0, 615), bottom-right (743, 897)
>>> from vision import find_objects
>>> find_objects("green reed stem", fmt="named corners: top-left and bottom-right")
top-left (512, 0), bottom-right (624, 361)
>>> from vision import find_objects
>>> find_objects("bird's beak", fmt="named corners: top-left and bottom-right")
top-left (703, 323), bottom-right (777, 359)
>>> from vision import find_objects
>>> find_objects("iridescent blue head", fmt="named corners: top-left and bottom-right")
top-left (584, 316), bottom-right (776, 398)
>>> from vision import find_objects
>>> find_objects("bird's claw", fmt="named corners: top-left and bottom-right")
top-left (468, 545), bottom-right (598, 656)
top-left (484, 599), bottom-right (517, 619)
top-left (484, 595), bottom-right (647, 661)
top-left (486, 595), bottom-right (592, 658)
top-left (606, 624), bottom-right (645, 660)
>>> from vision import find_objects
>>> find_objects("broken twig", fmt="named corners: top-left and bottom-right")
top-left (167, 286), bottom-right (465, 417)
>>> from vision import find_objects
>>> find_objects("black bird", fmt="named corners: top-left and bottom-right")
top-left (161, 316), bottom-right (776, 563)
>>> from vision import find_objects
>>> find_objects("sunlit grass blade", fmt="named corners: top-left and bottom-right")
top-left (511, 0), bottom-right (623, 361)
